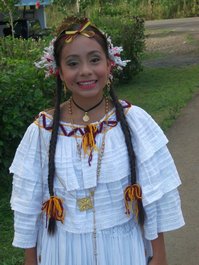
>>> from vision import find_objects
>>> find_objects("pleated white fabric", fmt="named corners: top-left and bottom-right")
top-left (37, 219), bottom-right (149, 265)
top-left (10, 101), bottom-right (185, 265)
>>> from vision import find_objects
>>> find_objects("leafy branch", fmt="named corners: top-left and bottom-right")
top-left (0, 0), bottom-right (18, 38)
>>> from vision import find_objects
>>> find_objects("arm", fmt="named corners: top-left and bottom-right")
top-left (10, 124), bottom-right (43, 258)
top-left (24, 247), bottom-right (37, 265)
top-left (149, 233), bottom-right (168, 265)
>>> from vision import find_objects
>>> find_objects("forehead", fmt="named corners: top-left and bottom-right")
top-left (61, 35), bottom-right (106, 57)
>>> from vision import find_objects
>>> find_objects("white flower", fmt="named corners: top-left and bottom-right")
top-left (107, 35), bottom-right (131, 70)
top-left (35, 33), bottom-right (130, 78)
top-left (34, 38), bottom-right (57, 78)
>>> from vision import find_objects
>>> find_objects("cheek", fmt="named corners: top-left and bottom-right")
top-left (60, 68), bottom-right (75, 85)
top-left (97, 66), bottom-right (110, 80)
top-left (65, 77), bottom-right (75, 89)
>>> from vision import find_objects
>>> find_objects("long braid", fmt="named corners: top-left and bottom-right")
top-left (47, 76), bottom-right (62, 234)
top-left (109, 84), bottom-right (145, 225)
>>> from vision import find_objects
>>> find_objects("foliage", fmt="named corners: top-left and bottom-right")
top-left (1, 63), bottom-right (199, 263)
top-left (120, 16), bottom-right (145, 82)
top-left (123, 0), bottom-right (199, 19)
top-left (0, 0), bottom-right (18, 37)
top-left (0, 37), bottom-right (55, 184)
top-left (91, 15), bottom-right (145, 82)
top-left (0, 189), bottom-right (24, 265)
top-left (49, 0), bottom-right (199, 20)
top-left (0, 0), bottom-right (18, 12)
top-left (116, 65), bottom-right (199, 130)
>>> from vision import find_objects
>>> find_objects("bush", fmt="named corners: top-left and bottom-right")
top-left (92, 16), bottom-right (145, 82)
top-left (0, 37), bottom-right (55, 184)
top-left (120, 16), bottom-right (145, 82)
top-left (0, 17), bottom-right (145, 184)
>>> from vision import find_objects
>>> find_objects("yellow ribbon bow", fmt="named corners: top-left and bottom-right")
top-left (82, 124), bottom-right (98, 156)
top-left (124, 184), bottom-right (142, 218)
top-left (64, 20), bottom-right (95, 43)
top-left (42, 196), bottom-right (64, 223)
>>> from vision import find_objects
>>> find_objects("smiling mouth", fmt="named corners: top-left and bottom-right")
top-left (77, 80), bottom-right (97, 89)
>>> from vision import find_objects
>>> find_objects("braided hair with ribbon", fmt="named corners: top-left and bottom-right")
top-left (37, 17), bottom-right (145, 234)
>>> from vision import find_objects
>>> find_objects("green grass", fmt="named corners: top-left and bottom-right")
top-left (141, 50), bottom-right (167, 61)
top-left (0, 188), bottom-right (24, 265)
top-left (116, 65), bottom-right (199, 130)
top-left (1, 64), bottom-right (199, 264)
top-left (186, 34), bottom-right (199, 47)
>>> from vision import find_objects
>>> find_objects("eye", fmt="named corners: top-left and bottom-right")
top-left (66, 60), bottom-right (78, 67)
top-left (68, 62), bottom-right (78, 67)
top-left (90, 57), bottom-right (100, 64)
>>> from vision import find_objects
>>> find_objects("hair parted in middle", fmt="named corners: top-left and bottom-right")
top-left (43, 16), bottom-right (145, 234)
top-left (54, 17), bottom-right (109, 67)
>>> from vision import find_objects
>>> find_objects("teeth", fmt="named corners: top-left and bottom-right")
top-left (79, 81), bottom-right (95, 85)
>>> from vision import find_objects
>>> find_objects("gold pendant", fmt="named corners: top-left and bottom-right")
top-left (83, 112), bottom-right (90, 122)
top-left (77, 197), bottom-right (93, 211)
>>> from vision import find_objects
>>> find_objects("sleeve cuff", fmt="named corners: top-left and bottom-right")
top-left (12, 230), bottom-right (38, 249)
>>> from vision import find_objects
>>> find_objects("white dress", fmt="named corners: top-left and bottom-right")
top-left (10, 101), bottom-right (185, 265)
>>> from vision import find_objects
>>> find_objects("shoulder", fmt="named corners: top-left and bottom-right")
top-left (119, 100), bottom-right (168, 162)
top-left (124, 102), bottom-right (164, 139)
top-left (37, 102), bottom-right (70, 124)
top-left (44, 107), bottom-right (55, 116)
top-left (119, 99), bottom-right (153, 123)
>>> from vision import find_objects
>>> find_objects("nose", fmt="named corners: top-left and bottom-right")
top-left (80, 62), bottom-right (92, 76)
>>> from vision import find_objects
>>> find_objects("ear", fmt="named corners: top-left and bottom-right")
top-left (59, 67), bottom-right (64, 81)
top-left (107, 59), bottom-right (112, 74)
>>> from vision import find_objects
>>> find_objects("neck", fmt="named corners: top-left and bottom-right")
top-left (67, 95), bottom-right (109, 124)
top-left (71, 94), bottom-right (104, 110)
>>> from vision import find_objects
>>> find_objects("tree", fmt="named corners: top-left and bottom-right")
top-left (0, 0), bottom-right (18, 38)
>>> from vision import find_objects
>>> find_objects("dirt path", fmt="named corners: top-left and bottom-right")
top-left (144, 17), bottom-right (199, 265)
top-left (144, 17), bottom-right (199, 67)
top-left (165, 93), bottom-right (199, 265)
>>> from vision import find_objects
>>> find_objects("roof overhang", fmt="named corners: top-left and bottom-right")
top-left (15, 0), bottom-right (53, 6)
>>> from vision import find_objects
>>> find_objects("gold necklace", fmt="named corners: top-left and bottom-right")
top-left (68, 97), bottom-right (108, 211)
top-left (71, 96), bottom-right (105, 122)
top-left (68, 100), bottom-right (109, 265)
top-left (41, 101), bottom-right (109, 265)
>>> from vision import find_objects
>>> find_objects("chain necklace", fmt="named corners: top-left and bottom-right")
top-left (68, 96), bottom-right (109, 265)
top-left (39, 99), bottom-right (109, 264)
top-left (68, 96), bottom-right (109, 211)
top-left (72, 96), bottom-right (104, 122)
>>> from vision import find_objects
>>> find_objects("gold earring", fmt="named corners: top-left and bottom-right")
top-left (63, 83), bottom-right (67, 96)
top-left (106, 79), bottom-right (111, 92)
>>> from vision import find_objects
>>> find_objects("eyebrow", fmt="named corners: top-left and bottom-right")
top-left (64, 50), bottom-right (102, 60)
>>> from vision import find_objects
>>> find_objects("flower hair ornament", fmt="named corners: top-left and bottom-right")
top-left (34, 18), bottom-right (130, 78)
top-left (106, 35), bottom-right (130, 80)
top-left (37, 18), bottom-right (135, 229)
top-left (34, 37), bottom-right (58, 78)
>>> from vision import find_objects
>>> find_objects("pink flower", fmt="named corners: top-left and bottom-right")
top-left (36, 1), bottom-right (41, 9)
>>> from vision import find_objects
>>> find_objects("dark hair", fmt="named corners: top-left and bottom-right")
top-left (47, 17), bottom-right (144, 234)
top-left (53, 18), bottom-right (109, 67)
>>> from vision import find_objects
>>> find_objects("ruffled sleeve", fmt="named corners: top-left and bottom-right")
top-left (126, 105), bottom-right (168, 164)
top-left (9, 122), bottom-right (43, 248)
top-left (126, 105), bottom-right (181, 205)
top-left (126, 105), bottom-right (184, 238)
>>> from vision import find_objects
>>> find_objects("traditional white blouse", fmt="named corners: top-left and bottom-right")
top-left (10, 101), bottom-right (185, 248)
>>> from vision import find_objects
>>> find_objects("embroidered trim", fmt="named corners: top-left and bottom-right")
top-left (34, 100), bottom-right (132, 137)
top-left (34, 114), bottom-right (117, 136)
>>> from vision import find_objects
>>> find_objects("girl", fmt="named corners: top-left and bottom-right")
top-left (10, 17), bottom-right (184, 265)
